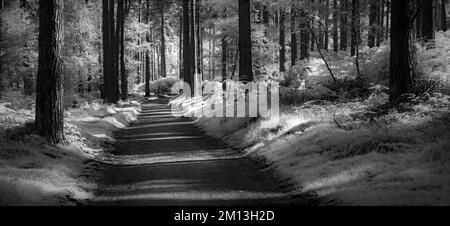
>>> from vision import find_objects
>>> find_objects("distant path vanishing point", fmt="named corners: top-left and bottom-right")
top-left (91, 97), bottom-right (319, 206)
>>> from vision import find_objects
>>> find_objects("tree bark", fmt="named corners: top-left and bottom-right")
top-left (351, 0), bottom-right (360, 56)
top-left (422, 0), bottom-right (435, 42)
top-left (183, 0), bottom-right (194, 97)
top-left (300, 9), bottom-right (310, 60)
top-left (333, 0), bottom-right (339, 52)
top-left (238, 0), bottom-right (253, 82)
top-left (368, 0), bottom-right (378, 48)
top-left (390, 0), bottom-right (413, 102)
top-left (279, 8), bottom-right (286, 72)
top-left (35, 0), bottom-right (65, 144)
top-left (118, 0), bottom-right (127, 100)
top-left (324, 0), bottom-right (330, 50)
top-left (441, 0), bottom-right (447, 31)
top-left (160, 0), bottom-right (167, 78)
top-left (291, 6), bottom-right (298, 66)
top-left (340, 0), bottom-right (348, 51)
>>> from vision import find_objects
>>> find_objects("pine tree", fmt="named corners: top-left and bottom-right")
top-left (35, 0), bottom-right (65, 144)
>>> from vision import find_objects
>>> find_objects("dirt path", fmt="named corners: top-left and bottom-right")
top-left (91, 98), bottom-right (318, 206)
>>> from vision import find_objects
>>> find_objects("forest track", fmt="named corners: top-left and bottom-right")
top-left (91, 98), bottom-right (319, 206)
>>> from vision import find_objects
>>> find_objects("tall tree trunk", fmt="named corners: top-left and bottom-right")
top-left (340, 0), bottom-right (348, 51)
top-left (35, 0), bottom-right (64, 144)
top-left (386, 0), bottom-right (390, 40)
top-left (279, 8), bottom-right (286, 72)
top-left (368, 0), bottom-right (378, 48)
top-left (333, 0), bottom-right (339, 52)
top-left (221, 36), bottom-right (227, 84)
top-left (324, 0), bottom-right (330, 50)
top-left (238, 0), bottom-right (253, 82)
top-left (351, 0), bottom-right (359, 56)
top-left (102, 0), bottom-right (110, 101)
top-left (379, 0), bottom-right (385, 45)
top-left (145, 0), bottom-right (150, 95)
top-left (291, 6), bottom-right (298, 66)
top-left (300, 9), bottom-right (310, 60)
top-left (183, 0), bottom-right (194, 97)
top-left (196, 0), bottom-right (202, 77)
top-left (110, 0), bottom-right (119, 103)
top-left (390, 0), bottom-right (412, 102)
top-left (179, 15), bottom-right (183, 79)
top-left (441, 0), bottom-right (447, 31)
top-left (422, 0), bottom-right (435, 43)
top-left (160, 0), bottom-right (167, 78)
top-left (118, 0), bottom-right (127, 101)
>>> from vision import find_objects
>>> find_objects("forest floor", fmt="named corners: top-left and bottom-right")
top-left (90, 98), bottom-right (320, 206)
top-left (176, 33), bottom-right (450, 206)
top-left (0, 90), bottom-right (140, 205)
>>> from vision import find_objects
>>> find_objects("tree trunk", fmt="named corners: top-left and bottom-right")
top-left (118, 0), bottom-right (127, 101)
top-left (351, 0), bottom-right (359, 56)
top-left (300, 9), bottom-right (310, 60)
top-left (160, 0), bottom-right (167, 78)
top-left (390, 0), bottom-right (412, 102)
top-left (441, 0), bottom-right (447, 31)
top-left (324, 0), bottom-right (330, 50)
top-left (368, 0), bottom-right (378, 48)
top-left (183, 0), bottom-right (194, 97)
top-left (340, 0), bottom-right (348, 51)
top-left (110, 0), bottom-right (119, 103)
top-left (196, 0), bottom-right (202, 77)
top-left (291, 7), bottom-right (298, 66)
top-left (386, 0), bottom-right (390, 40)
top-left (222, 36), bottom-right (227, 84)
top-left (238, 0), bottom-right (253, 82)
top-left (102, 0), bottom-right (110, 101)
top-left (35, 0), bottom-right (65, 144)
top-left (333, 0), bottom-right (339, 52)
top-left (179, 15), bottom-right (183, 79)
top-left (279, 8), bottom-right (286, 72)
top-left (422, 0), bottom-right (435, 43)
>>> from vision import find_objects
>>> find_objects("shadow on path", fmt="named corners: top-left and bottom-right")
top-left (91, 98), bottom-right (319, 206)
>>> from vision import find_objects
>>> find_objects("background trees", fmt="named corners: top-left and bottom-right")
top-left (0, 0), bottom-right (449, 144)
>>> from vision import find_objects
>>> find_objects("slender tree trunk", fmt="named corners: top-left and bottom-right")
top-left (179, 14), bottom-right (183, 79)
top-left (422, 0), bottom-right (435, 43)
top-left (310, 0), bottom-right (316, 52)
top-left (110, 0), bottom-right (119, 103)
top-left (386, 0), bottom-right (390, 40)
top-left (351, 0), bottom-right (359, 56)
top-left (196, 0), bottom-right (202, 77)
top-left (238, 0), bottom-right (253, 82)
top-left (102, 0), bottom-right (110, 100)
top-left (441, 0), bottom-right (447, 31)
top-left (332, 0), bottom-right (339, 52)
top-left (222, 36), bottom-right (227, 84)
top-left (390, 0), bottom-right (413, 102)
top-left (279, 8), bottom-right (286, 72)
top-left (160, 0), bottom-right (167, 78)
top-left (291, 6), bottom-right (298, 66)
top-left (119, 0), bottom-right (127, 100)
top-left (145, 0), bottom-right (151, 96)
top-left (212, 28), bottom-right (216, 79)
top-left (379, 0), bottom-right (385, 45)
top-left (324, 0), bottom-right (330, 50)
top-left (340, 0), bottom-right (348, 51)
top-left (300, 9), bottom-right (310, 60)
top-left (35, 0), bottom-right (64, 144)
top-left (368, 0), bottom-right (378, 48)
top-left (183, 0), bottom-right (194, 97)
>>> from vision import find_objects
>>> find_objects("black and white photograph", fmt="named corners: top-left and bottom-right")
top-left (0, 0), bottom-right (449, 216)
